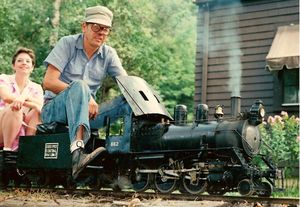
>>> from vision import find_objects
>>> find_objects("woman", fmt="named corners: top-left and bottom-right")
top-left (0, 47), bottom-right (44, 151)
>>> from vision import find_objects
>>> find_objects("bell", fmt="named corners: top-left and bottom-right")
top-left (215, 105), bottom-right (224, 115)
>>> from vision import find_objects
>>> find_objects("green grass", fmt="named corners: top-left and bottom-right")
top-left (272, 187), bottom-right (299, 198)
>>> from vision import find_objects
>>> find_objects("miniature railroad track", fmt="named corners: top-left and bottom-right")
top-left (5, 187), bottom-right (299, 206)
top-left (88, 190), bottom-right (300, 206)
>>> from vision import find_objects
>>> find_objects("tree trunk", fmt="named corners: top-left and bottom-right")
top-left (50, 0), bottom-right (62, 47)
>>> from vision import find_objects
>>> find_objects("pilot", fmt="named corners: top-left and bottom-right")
top-left (41, 5), bottom-right (128, 179)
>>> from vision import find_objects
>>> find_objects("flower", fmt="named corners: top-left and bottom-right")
top-left (281, 111), bottom-right (288, 117)
top-left (267, 116), bottom-right (275, 124)
top-left (274, 115), bottom-right (284, 125)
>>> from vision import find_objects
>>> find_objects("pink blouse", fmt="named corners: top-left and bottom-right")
top-left (0, 74), bottom-right (44, 151)
top-left (0, 74), bottom-right (44, 112)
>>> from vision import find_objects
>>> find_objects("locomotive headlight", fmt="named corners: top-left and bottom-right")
top-left (259, 107), bottom-right (266, 118)
top-left (249, 100), bottom-right (265, 126)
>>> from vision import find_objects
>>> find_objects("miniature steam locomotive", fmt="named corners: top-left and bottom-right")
top-left (0, 76), bottom-right (282, 197)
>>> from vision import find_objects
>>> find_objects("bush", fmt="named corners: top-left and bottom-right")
top-left (259, 111), bottom-right (299, 177)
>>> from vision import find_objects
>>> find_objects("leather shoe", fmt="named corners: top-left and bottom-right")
top-left (72, 147), bottom-right (106, 179)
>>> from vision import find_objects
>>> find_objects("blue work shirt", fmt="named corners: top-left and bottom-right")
top-left (44, 33), bottom-right (127, 100)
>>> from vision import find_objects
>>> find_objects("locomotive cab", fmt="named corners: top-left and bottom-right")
top-left (93, 76), bottom-right (173, 154)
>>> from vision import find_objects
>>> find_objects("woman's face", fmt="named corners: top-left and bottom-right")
top-left (13, 52), bottom-right (34, 75)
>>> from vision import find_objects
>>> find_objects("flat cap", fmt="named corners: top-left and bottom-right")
top-left (84, 5), bottom-right (113, 27)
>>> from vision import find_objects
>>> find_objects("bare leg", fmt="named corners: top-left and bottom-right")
top-left (0, 107), bottom-right (23, 148)
top-left (0, 109), bottom-right (5, 145)
top-left (24, 109), bottom-right (41, 136)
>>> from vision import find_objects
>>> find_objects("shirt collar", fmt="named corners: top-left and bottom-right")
top-left (76, 34), bottom-right (104, 58)
top-left (9, 74), bottom-right (32, 95)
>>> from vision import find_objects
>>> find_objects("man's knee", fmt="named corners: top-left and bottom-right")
top-left (70, 80), bottom-right (89, 91)
top-left (69, 80), bottom-right (90, 96)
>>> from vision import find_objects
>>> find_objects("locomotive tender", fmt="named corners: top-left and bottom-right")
top-left (0, 76), bottom-right (282, 197)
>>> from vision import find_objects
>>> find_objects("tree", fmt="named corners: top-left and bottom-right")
top-left (0, 0), bottom-right (54, 83)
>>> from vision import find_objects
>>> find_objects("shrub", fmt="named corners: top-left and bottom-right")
top-left (259, 111), bottom-right (299, 177)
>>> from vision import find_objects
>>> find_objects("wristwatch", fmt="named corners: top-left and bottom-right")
top-left (76, 140), bottom-right (84, 148)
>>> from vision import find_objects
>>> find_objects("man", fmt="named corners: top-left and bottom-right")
top-left (41, 5), bottom-right (128, 179)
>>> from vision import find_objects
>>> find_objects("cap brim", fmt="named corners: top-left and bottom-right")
top-left (86, 19), bottom-right (111, 27)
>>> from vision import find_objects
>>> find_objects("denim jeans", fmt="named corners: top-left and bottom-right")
top-left (41, 80), bottom-right (91, 143)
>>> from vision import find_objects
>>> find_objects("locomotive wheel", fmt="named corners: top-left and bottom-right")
top-left (88, 176), bottom-right (101, 190)
top-left (237, 179), bottom-right (254, 196)
top-left (154, 165), bottom-right (177, 194)
top-left (33, 171), bottom-right (47, 187)
top-left (62, 176), bottom-right (76, 190)
top-left (257, 181), bottom-right (273, 197)
top-left (182, 173), bottom-right (207, 195)
top-left (131, 165), bottom-right (151, 192)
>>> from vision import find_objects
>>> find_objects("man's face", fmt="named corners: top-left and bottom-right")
top-left (82, 22), bottom-right (111, 48)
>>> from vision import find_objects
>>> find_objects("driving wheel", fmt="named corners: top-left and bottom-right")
top-left (182, 172), bottom-right (207, 194)
top-left (131, 165), bottom-right (151, 192)
top-left (154, 165), bottom-right (177, 194)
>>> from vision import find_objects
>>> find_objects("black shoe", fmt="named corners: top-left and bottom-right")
top-left (72, 147), bottom-right (106, 179)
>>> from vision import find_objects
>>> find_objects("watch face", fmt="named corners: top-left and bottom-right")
top-left (76, 140), bottom-right (84, 148)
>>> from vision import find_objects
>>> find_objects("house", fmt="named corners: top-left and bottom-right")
top-left (193, 0), bottom-right (299, 117)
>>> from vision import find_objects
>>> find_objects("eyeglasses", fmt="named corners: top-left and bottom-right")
top-left (89, 23), bottom-right (111, 35)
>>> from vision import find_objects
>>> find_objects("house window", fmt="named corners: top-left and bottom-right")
top-left (283, 69), bottom-right (299, 105)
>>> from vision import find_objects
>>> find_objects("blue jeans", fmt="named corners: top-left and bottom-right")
top-left (41, 80), bottom-right (91, 143)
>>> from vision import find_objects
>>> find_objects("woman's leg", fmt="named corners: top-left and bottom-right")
top-left (0, 107), bottom-right (23, 149)
top-left (0, 109), bottom-right (5, 146)
top-left (24, 109), bottom-right (41, 135)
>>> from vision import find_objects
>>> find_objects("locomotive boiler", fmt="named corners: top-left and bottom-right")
top-left (0, 76), bottom-right (282, 197)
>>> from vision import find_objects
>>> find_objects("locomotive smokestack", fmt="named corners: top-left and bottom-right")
top-left (231, 96), bottom-right (241, 117)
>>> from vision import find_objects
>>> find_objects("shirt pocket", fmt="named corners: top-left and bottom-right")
top-left (63, 62), bottom-right (84, 82)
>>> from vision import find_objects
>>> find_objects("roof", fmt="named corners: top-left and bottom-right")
top-left (266, 24), bottom-right (299, 71)
top-left (116, 76), bottom-right (173, 120)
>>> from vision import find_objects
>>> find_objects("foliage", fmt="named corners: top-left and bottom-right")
top-left (272, 185), bottom-right (299, 198)
top-left (259, 111), bottom-right (300, 177)
top-left (0, 0), bottom-right (53, 83)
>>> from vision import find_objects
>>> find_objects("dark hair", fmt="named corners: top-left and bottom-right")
top-left (11, 47), bottom-right (36, 66)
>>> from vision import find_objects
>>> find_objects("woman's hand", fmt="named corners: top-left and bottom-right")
top-left (10, 96), bottom-right (26, 111)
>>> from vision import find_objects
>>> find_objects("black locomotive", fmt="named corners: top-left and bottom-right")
top-left (0, 76), bottom-right (282, 197)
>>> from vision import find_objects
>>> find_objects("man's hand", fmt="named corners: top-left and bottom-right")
top-left (88, 97), bottom-right (98, 120)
